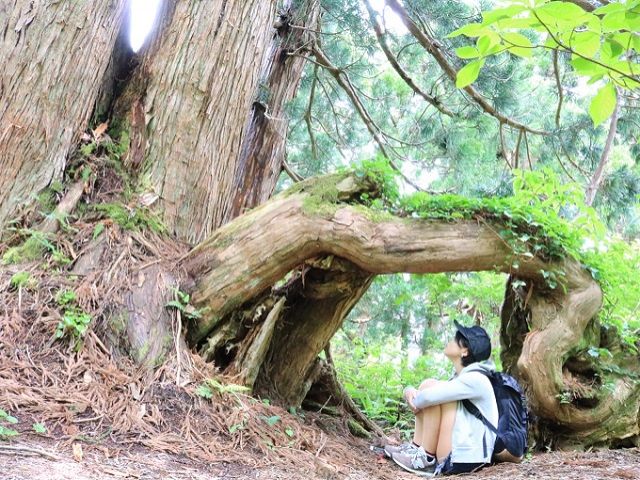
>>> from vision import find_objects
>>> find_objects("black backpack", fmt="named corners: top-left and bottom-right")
top-left (462, 370), bottom-right (529, 463)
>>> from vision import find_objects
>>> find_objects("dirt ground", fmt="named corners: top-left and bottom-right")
top-left (1, 438), bottom-right (638, 480)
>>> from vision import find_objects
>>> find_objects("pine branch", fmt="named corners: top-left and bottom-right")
top-left (385, 0), bottom-right (548, 136)
top-left (363, 0), bottom-right (454, 117)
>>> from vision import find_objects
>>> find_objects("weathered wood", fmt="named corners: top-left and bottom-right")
top-left (184, 172), bottom-right (639, 446)
top-left (254, 258), bottom-right (373, 405)
top-left (183, 173), bottom-right (547, 343)
top-left (0, 0), bottom-right (127, 229)
top-left (229, 296), bottom-right (286, 388)
top-left (507, 261), bottom-right (640, 446)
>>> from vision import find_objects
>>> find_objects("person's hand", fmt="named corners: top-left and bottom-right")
top-left (404, 388), bottom-right (419, 414)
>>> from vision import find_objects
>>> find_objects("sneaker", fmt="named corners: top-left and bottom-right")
top-left (383, 442), bottom-right (420, 458)
top-left (391, 447), bottom-right (436, 477)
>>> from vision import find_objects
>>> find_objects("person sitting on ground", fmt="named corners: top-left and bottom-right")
top-left (385, 321), bottom-right (498, 476)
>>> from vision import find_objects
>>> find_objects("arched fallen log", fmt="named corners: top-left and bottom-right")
top-left (176, 171), bottom-right (639, 448)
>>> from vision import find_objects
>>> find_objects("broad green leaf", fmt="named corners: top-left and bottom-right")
top-left (571, 31), bottom-right (601, 57)
top-left (502, 32), bottom-right (533, 58)
top-left (601, 11), bottom-right (627, 32)
top-left (587, 73), bottom-right (605, 84)
top-left (496, 17), bottom-right (544, 29)
top-left (455, 46), bottom-right (480, 59)
top-left (482, 5), bottom-right (526, 25)
top-left (476, 32), bottom-right (500, 55)
top-left (536, 1), bottom-right (589, 20)
top-left (627, 11), bottom-right (640, 30)
top-left (589, 83), bottom-right (617, 127)
top-left (594, 3), bottom-right (626, 15)
top-left (611, 32), bottom-right (633, 50)
top-left (446, 23), bottom-right (486, 38)
top-left (571, 56), bottom-right (608, 76)
top-left (544, 34), bottom-right (560, 49)
top-left (601, 38), bottom-right (624, 60)
top-left (455, 59), bottom-right (485, 88)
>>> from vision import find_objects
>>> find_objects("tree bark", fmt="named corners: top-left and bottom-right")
top-left (182, 173), bottom-right (547, 343)
top-left (253, 257), bottom-right (373, 406)
top-left (226, 0), bottom-right (321, 221)
top-left (502, 261), bottom-right (640, 447)
top-left (0, 0), bottom-right (127, 229)
top-left (132, 0), bottom-right (278, 241)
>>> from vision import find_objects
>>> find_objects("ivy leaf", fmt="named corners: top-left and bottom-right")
top-left (455, 46), bottom-right (480, 59)
top-left (264, 415), bottom-right (281, 426)
top-left (588, 83), bottom-right (617, 127)
top-left (455, 59), bottom-right (485, 88)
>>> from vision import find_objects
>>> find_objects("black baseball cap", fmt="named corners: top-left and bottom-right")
top-left (454, 320), bottom-right (492, 361)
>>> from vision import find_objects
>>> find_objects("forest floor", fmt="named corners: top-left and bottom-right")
top-left (0, 436), bottom-right (639, 480)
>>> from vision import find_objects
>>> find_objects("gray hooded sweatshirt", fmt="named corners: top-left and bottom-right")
top-left (404, 362), bottom-right (498, 464)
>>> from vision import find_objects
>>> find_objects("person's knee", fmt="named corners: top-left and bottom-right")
top-left (418, 378), bottom-right (440, 390)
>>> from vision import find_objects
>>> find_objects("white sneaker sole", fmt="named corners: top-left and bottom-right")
top-left (391, 455), bottom-right (436, 477)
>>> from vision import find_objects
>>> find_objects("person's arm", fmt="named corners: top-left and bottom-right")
top-left (408, 373), bottom-right (484, 410)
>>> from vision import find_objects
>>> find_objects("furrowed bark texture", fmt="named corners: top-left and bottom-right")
top-left (0, 0), bottom-right (127, 229)
top-left (131, 0), bottom-right (278, 242)
top-left (227, 0), bottom-right (321, 220)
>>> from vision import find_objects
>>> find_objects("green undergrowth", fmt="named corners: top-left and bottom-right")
top-left (352, 158), bottom-right (640, 346)
top-left (92, 203), bottom-right (165, 233)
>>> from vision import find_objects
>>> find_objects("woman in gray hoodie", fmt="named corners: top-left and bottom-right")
top-left (384, 321), bottom-right (498, 476)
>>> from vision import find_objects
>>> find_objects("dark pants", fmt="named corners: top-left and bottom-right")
top-left (438, 453), bottom-right (486, 475)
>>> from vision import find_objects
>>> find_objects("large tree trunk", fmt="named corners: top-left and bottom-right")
top-left (108, 0), bottom-right (320, 242)
top-left (114, 0), bottom-right (279, 242)
top-left (0, 0), bottom-right (127, 229)
top-left (253, 257), bottom-right (373, 406)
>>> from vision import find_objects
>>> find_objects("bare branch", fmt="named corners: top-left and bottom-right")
top-left (553, 50), bottom-right (564, 128)
top-left (385, 0), bottom-right (547, 136)
top-left (499, 123), bottom-right (512, 170)
top-left (585, 98), bottom-right (620, 206)
top-left (309, 46), bottom-right (424, 191)
top-left (363, 0), bottom-right (454, 117)
top-left (305, 64), bottom-right (320, 163)
top-left (282, 160), bottom-right (305, 183)
top-left (524, 131), bottom-right (532, 170)
top-left (514, 128), bottom-right (524, 169)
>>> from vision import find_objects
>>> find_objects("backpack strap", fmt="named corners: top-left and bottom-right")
top-left (461, 399), bottom-right (498, 434)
